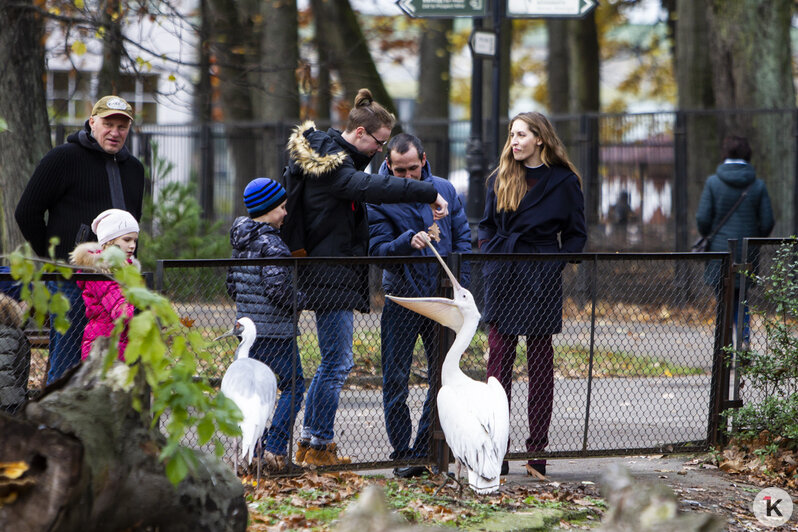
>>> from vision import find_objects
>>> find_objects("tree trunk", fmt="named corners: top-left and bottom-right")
top-left (310, 0), bottom-right (397, 120)
top-left (312, 0), bottom-right (331, 122)
top-left (195, 0), bottom-right (216, 221)
top-left (568, 11), bottom-right (600, 227)
top-left (260, 0), bottom-right (299, 180)
top-left (675, 0), bottom-right (717, 249)
top-left (415, 18), bottom-right (452, 179)
top-left (208, 0), bottom-right (260, 217)
top-left (707, 0), bottom-right (795, 236)
top-left (96, 0), bottom-right (124, 97)
top-left (0, 0), bottom-right (51, 256)
top-left (0, 351), bottom-right (247, 531)
top-left (546, 19), bottom-right (570, 117)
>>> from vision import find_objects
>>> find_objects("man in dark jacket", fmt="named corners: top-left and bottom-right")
top-left (282, 89), bottom-right (448, 467)
top-left (15, 95), bottom-right (145, 383)
top-left (367, 133), bottom-right (471, 477)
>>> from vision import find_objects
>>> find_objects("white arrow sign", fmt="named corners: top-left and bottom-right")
top-left (507, 0), bottom-right (597, 18)
top-left (396, 0), bottom-right (416, 16)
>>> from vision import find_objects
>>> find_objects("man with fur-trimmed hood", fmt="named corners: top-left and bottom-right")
top-left (282, 88), bottom-right (448, 467)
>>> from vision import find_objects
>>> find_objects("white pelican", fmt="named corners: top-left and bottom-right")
top-left (387, 239), bottom-right (510, 494)
top-left (216, 317), bottom-right (277, 472)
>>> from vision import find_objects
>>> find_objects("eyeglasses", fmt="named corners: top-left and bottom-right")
top-left (366, 130), bottom-right (389, 148)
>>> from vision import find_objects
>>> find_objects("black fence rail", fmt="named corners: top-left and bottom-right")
top-left (153, 252), bottom-right (731, 471)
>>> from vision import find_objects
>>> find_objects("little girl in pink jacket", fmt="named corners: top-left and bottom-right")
top-left (69, 209), bottom-right (140, 361)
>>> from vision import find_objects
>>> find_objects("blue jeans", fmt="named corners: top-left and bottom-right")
top-left (250, 337), bottom-right (305, 456)
top-left (381, 301), bottom-right (439, 459)
top-left (732, 287), bottom-right (751, 347)
top-left (46, 280), bottom-right (85, 384)
top-left (301, 310), bottom-right (354, 445)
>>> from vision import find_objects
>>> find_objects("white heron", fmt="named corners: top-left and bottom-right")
top-left (215, 317), bottom-right (277, 474)
top-left (387, 239), bottom-right (510, 494)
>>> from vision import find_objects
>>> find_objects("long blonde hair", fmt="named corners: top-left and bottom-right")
top-left (344, 88), bottom-right (395, 135)
top-left (490, 112), bottom-right (581, 212)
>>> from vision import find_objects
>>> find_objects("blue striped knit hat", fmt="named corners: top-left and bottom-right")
top-left (243, 177), bottom-right (286, 217)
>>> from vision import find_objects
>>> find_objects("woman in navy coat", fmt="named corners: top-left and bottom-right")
top-left (478, 112), bottom-right (586, 477)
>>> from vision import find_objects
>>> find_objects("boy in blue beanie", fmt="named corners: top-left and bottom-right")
top-left (225, 177), bottom-right (305, 472)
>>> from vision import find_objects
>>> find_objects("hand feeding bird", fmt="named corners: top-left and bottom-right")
top-left (386, 236), bottom-right (510, 494)
top-left (215, 317), bottom-right (277, 483)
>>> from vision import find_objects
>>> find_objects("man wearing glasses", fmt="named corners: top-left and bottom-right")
top-left (283, 89), bottom-right (448, 467)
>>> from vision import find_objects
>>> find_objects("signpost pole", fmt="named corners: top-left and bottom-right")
top-left (466, 16), bottom-right (486, 227)
top-left (490, 0), bottom-right (503, 165)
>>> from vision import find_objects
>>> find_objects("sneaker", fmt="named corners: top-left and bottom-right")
top-left (295, 439), bottom-right (310, 464)
top-left (302, 442), bottom-right (352, 467)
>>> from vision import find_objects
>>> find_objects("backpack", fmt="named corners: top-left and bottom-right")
top-left (281, 165), bottom-right (307, 256)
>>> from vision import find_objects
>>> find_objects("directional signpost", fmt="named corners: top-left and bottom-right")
top-left (395, 0), bottom-right (487, 18)
top-left (507, 0), bottom-right (597, 18)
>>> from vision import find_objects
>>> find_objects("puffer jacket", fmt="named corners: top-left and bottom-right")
top-left (0, 294), bottom-right (30, 414)
top-left (226, 217), bottom-right (303, 339)
top-left (696, 162), bottom-right (774, 287)
top-left (368, 159), bottom-right (471, 297)
top-left (71, 242), bottom-right (137, 360)
top-left (283, 121), bottom-right (439, 311)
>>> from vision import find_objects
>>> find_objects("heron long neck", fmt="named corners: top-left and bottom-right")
top-left (236, 335), bottom-right (254, 360)
top-left (441, 315), bottom-right (479, 385)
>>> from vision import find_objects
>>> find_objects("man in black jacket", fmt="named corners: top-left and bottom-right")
top-left (15, 95), bottom-right (145, 383)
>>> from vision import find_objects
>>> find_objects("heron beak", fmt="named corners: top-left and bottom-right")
top-left (214, 327), bottom-right (238, 342)
top-left (386, 294), bottom-right (464, 332)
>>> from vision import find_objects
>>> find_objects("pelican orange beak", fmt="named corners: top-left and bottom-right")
top-left (386, 236), bottom-right (465, 333)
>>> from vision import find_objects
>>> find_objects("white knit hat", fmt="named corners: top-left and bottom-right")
top-left (91, 209), bottom-right (140, 245)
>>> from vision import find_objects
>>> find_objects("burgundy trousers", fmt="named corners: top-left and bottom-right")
top-left (486, 326), bottom-right (554, 454)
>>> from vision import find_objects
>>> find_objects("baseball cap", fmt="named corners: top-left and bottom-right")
top-left (91, 95), bottom-right (134, 121)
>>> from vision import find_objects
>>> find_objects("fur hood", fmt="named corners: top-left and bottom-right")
top-left (0, 293), bottom-right (23, 329)
top-left (286, 120), bottom-right (348, 177)
top-left (70, 242), bottom-right (141, 273)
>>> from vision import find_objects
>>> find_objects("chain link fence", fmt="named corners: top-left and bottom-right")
top-left (1, 252), bottom-right (735, 470)
top-left (723, 238), bottom-right (798, 425)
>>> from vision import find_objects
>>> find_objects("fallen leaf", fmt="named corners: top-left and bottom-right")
top-left (0, 462), bottom-right (28, 480)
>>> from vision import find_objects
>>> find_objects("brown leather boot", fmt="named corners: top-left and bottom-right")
top-left (295, 439), bottom-right (310, 465)
top-left (302, 442), bottom-right (352, 467)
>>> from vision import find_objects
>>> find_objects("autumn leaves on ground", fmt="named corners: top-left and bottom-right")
top-left (242, 469), bottom-right (605, 530)
top-left (237, 435), bottom-right (798, 531)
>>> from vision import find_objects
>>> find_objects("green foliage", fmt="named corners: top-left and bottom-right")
top-left (725, 237), bottom-right (798, 441)
top-left (139, 180), bottom-right (229, 272)
top-left (138, 142), bottom-right (229, 302)
top-left (7, 244), bottom-right (242, 487)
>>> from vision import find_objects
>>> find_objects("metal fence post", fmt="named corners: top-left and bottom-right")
top-left (673, 110), bottom-right (688, 252)
top-left (708, 246), bottom-right (735, 447)
top-left (581, 255), bottom-right (598, 452)
top-left (155, 260), bottom-right (164, 292)
top-left (429, 252), bottom-right (461, 474)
